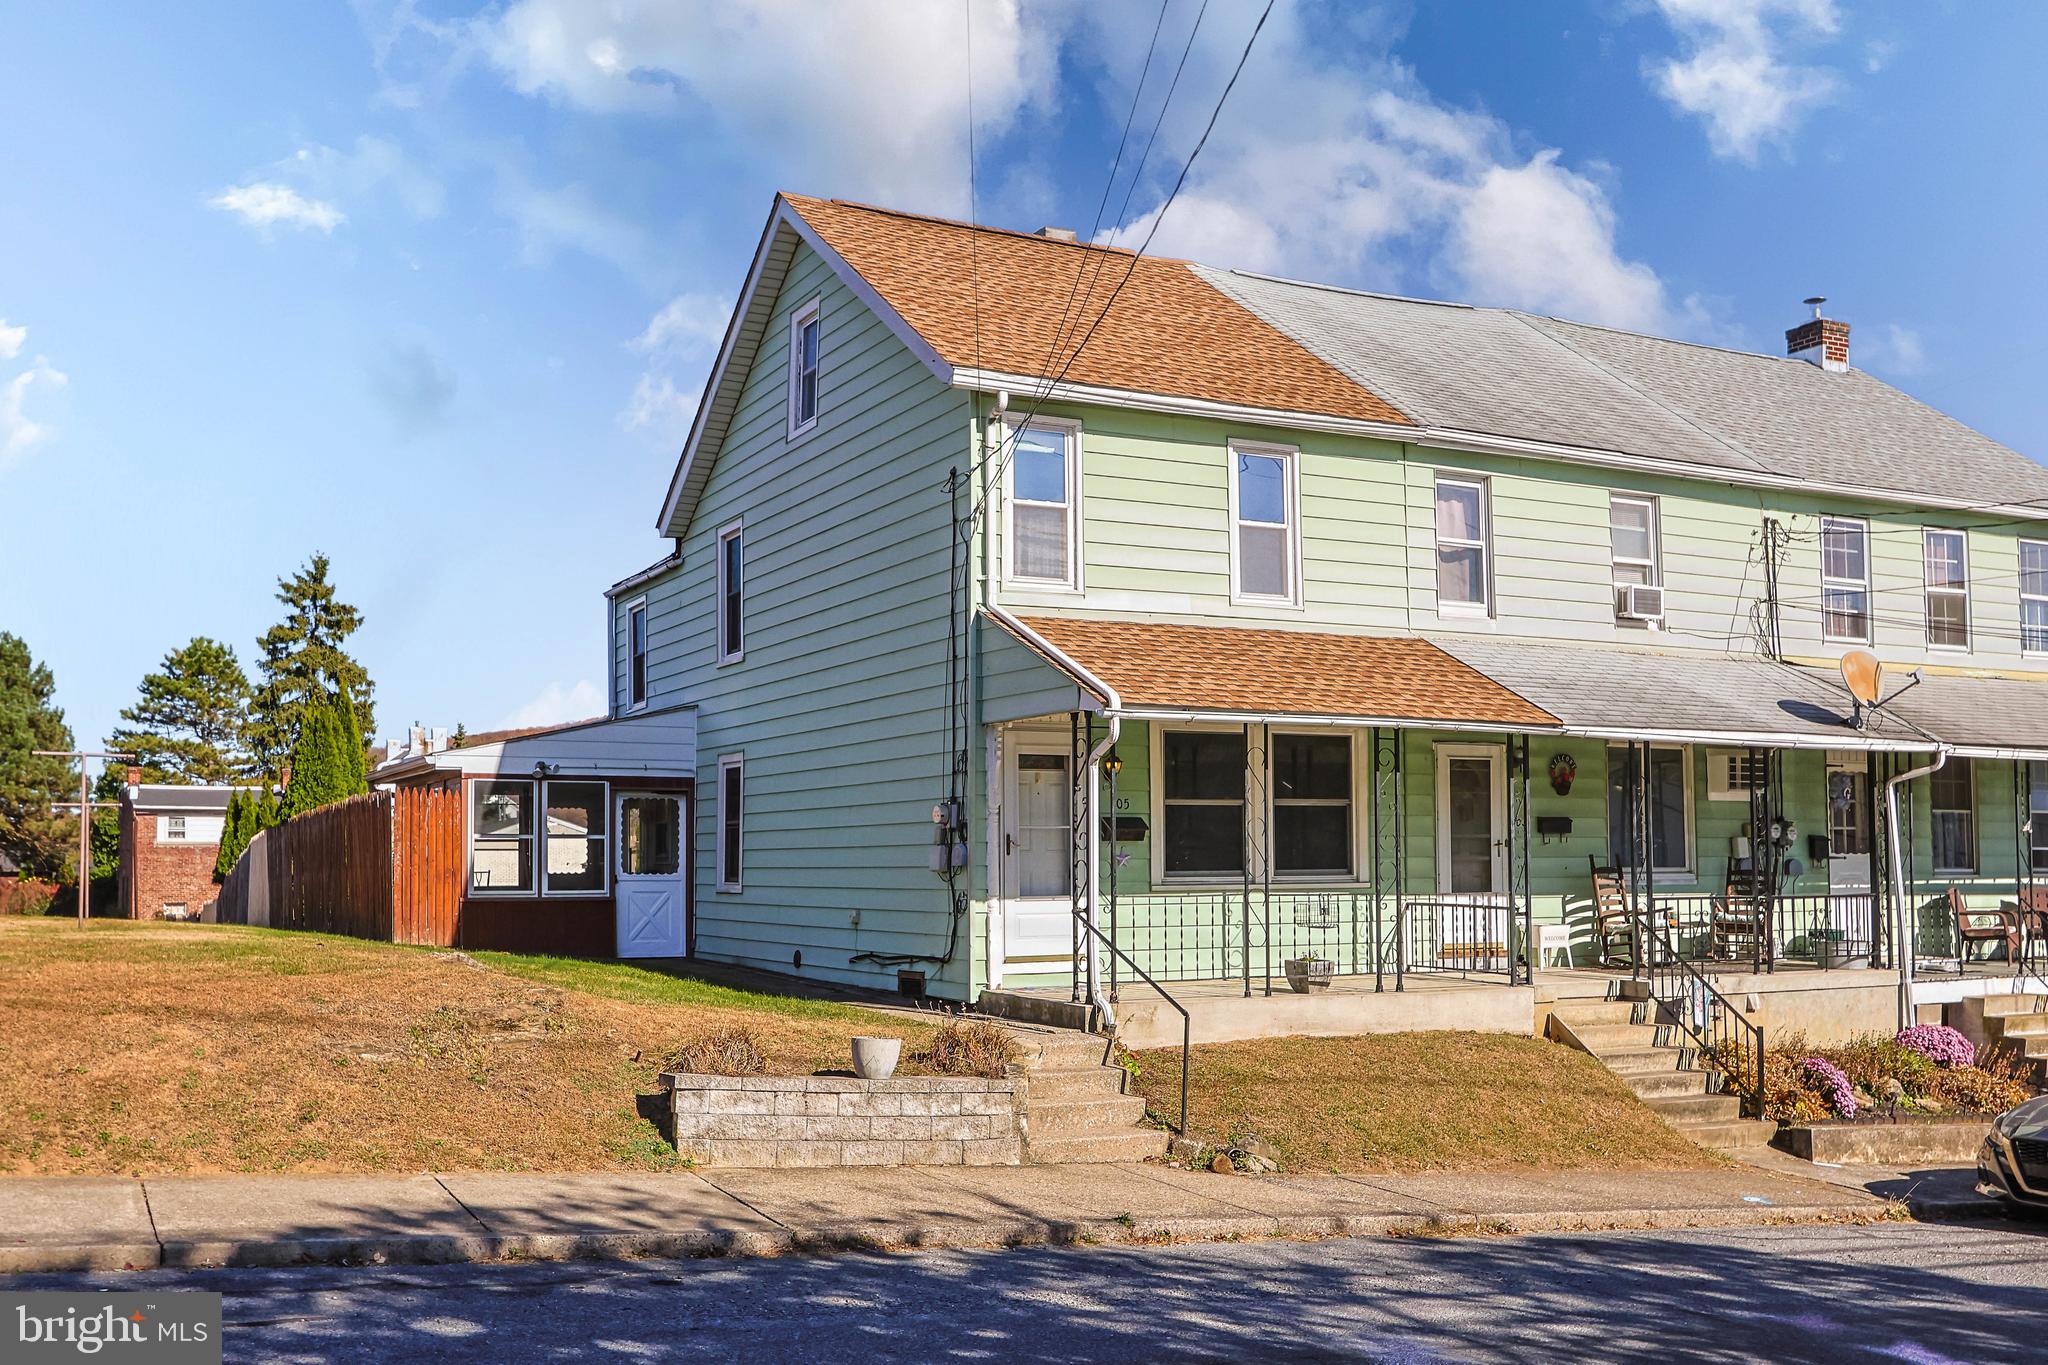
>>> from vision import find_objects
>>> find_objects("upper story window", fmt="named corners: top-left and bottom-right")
top-left (625, 598), bottom-right (648, 710)
top-left (717, 521), bottom-right (744, 664)
top-left (1230, 445), bottom-right (1301, 606)
top-left (2024, 539), bottom-right (2048, 656)
top-left (787, 297), bottom-right (820, 438)
top-left (1923, 529), bottom-right (1969, 651)
top-left (1820, 516), bottom-right (1871, 644)
top-left (1005, 420), bottom-right (1080, 589)
top-left (165, 815), bottom-right (187, 841)
top-left (1434, 476), bottom-right (1490, 614)
top-left (1610, 494), bottom-right (1663, 625)
top-left (1931, 757), bottom-right (1975, 875)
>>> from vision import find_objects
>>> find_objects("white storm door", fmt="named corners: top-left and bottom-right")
top-left (1003, 743), bottom-right (1075, 966)
top-left (1826, 755), bottom-right (1873, 895)
top-left (1437, 745), bottom-right (1507, 895)
top-left (616, 792), bottom-right (687, 959)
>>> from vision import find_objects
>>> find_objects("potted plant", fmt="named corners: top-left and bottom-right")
top-left (850, 1035), bottom-right (902, 1080)
top-left (1283, 951), bottom-right (1335, 993)
top-left (1813, 926), bottom-right (1849, 969)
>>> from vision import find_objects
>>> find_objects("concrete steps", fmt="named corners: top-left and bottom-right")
top-left (1548, 995), bottom-right (1771, 1152)
top-left (1979, 992), bottom-right (2048, 1076)
top-left (1025, 1129), bottom-right (1179, 1164)
top-left (996, 1024), bottom-right (1169, 1165)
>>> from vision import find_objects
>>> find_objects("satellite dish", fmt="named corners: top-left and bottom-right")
top-left (1841, 650), bottom-right (1883, 706)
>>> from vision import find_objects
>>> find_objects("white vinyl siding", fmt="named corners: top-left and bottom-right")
top-left (154, 814), bottom-right (224, 844)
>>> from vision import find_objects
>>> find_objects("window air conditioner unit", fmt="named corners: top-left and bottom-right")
top-left (1616, 583), bottom-right (1666, 622)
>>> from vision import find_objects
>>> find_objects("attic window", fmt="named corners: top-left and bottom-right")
top-left (788, 297), bottom-right (820, 438)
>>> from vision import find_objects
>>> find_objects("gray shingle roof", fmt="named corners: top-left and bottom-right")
top-left (127, 785), bottom-right (236, 813)
top-left (1196, 266), bottom-right (2048, 508)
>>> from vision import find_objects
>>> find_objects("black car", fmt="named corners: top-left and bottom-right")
top-left (1978, 1094), bottom-right (2048, 1208)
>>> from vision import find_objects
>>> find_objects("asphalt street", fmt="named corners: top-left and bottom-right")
top-left (14, 1220), bottom-right (2048, 1362)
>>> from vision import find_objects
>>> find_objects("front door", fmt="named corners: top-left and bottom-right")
top-left (1002, 741), bottom-right (1075, 968)
top-left (1437, 744), bottom-right (1506, 894)
top-left (616, 791), bottom-right (688, 958)
top-left (1826, 755), bottom-right (1873, 895)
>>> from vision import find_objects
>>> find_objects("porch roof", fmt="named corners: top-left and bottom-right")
top-left (1845, 666), bottom-right (2048, 759)
top-left (998, 614), bottom-right (1560, 730)
top-left (1432, 636), bottom-right (1941, 752)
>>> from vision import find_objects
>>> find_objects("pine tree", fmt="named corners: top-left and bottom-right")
top-left (214, 790), bottom-right (249, 881)
top-left (253, 784), bottom-right (281, 833)
top-left (280, 698), bottom-right (356, 819)
top-left (108, 637), bottom-right (252, 785)
top-left (247, 555), bottom-right (376, 776)
top-left (334, 682), bottom-right (369, 795)
top-left (0, 632), bottom-right (77, 878)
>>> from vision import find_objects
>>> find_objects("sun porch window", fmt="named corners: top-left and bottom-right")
top-left (471, 779), bottom-right (534, 893)
top-left (543, 781), bottom-right (607, 896)
top-left (1606, 744), bottom-right (1691, 875)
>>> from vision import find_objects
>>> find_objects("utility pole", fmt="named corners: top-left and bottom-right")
top-left (33, 749), bottom-right (132, 926)
top-left (1760, 517), bottom-right (1784, 661)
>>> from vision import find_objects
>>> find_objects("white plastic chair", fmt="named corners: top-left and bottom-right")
top-left (1537, 923), bottom-right (1574, 969)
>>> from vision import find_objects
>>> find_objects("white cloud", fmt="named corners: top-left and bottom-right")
top-left (504, 679), bottom-right (604, 728)
top-left (2, 354), bottom-right (68, 468)
top-left (1863, 322), bottom-right (1926, 376)
top-left (1109, 6), bottom-right (1683, 333)
top-left (290, 135), bottom-right (445, 219)
top-left (0, 318), bottom-right (24, 360)
top-left (632, 292), bottom-right (729, 354)
top-left (623, 292), bottom-right (728, 438)
top-left (210, 182), bottom-right (347, 233)
top-left (477, 0), bottom-right (1062, 208)
top-left (1643, 0), bottom-right (1842, 161)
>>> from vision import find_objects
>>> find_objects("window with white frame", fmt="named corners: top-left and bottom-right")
top-left (543, 781), bottom-right (607, 895)
top-left (1705, 749), bottom-right (1765, 802)
top-left (1434, 476), bottom-right (1490, 612)
top-left (1230, 445), bottom-right (1299, 605)
top-left (717, 521), bottom-right (744, 663)
top-left (1820, 516), bottom-right (1871, 643)
top-left (1923, 529), bottom-right (1969, 650)
top-left (471, 779), bottom-right (534, 893)
top-left (787, 298), bottom-right (820, 437)
top-left (1270, 732), bottom-right (1351, 877)
top-left (717, 755), bottom-right (744, 891)
top-left (1005, 421), bottom-right (1079, 588)
top-left (165, 815), bottom-right (187, 841)
top-left (2022, 540), bottom-right (2048, 655)
top-left (625, 599), bottom-right (648, 709)
top-left (1931, 758), bottom-right (1975, 874)
top-left (1610, 494), bottom-right (1661, 602)
top-left (1606, 744), bottom-right (1692, 874)
top-left (2028, 761), bottom-right (2048, 873)
top-left (1160, 730), bottom-right (1247, 878)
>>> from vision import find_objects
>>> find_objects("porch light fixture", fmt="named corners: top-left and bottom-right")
top-left (532, 760), bottom-right (559, 779)
top-left (1103, 748), bottom-right (1123, 777)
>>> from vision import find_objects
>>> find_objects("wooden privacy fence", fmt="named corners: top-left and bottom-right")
top-left (217, 787), bottom-right (462, 946)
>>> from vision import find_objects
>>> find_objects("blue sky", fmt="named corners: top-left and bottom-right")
top-left (4, 1), bottom-right (2044, 773)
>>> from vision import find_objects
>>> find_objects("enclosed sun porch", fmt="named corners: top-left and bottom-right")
top-left (979, 612), bottom-right (2048, 1041)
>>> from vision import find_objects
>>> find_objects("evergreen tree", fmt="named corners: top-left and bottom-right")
top-left (107, 636), bottom-right (252, 785)
top-left (280, 698), bottom-right (355, 819)
top-left (214, 790), bottom-right (249, 881)
top-left (253, 784), bottom-right (281, 834)
top-left (0, 632), bottom-right (76, 878)
top-left (335, 682), bottom-right (369, 794)
top-left (247, 555), bottom-right (376, 775)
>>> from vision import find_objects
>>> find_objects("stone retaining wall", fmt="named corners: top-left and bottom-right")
top-left (1778, 1117), bottom-right (1991, 1165)
top-left (662, 1072), bottom-right (1023, 1168)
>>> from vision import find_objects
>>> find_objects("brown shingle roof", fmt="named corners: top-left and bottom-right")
top-left (1008, 616), bottom-right (1558, 728)
top-left (785, 195), bottom-right (1410, 427)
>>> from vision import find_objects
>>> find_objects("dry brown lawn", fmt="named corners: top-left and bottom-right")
top-left (0, 917), bottom-right (933, 1176)
top-left (1133, 1032), bottom-right (1719, 1174)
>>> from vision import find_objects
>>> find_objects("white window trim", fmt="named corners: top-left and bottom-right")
top-left (540, 779), bottom-right (610, 899)
top-left (623, 596), bottom-right (649, 713)
top-left (1922, 528), bottom-right (1970, 653)
top-left (717, 753), bottom-right (745, 893)
top-left (1148, 722), bottom-right (1251, 888)
top-left (1227, 441), bottom-right (1304, 608)
top-left (1146, 723), bottom-right (1364, 888)
top-left (786, 296), bottom-right (821, 440)
top-left (2022, 538), bottom-right (2048, 658)
top-left (1607, 743), bottom-right (1696, 878)
top-left (1266, 728), bottom-right (1358, 881)
top-left (1434, 741), bottom-right (1509, 893)
top-left (1931, 758), bottom-right (1977, 876)
top-left (716, 519), bottom-right (744, 666)
top-left (1434, 474), bottom-right (1492, 617)
top-left (1610, 493), bottom-right (1662, 625)
top-left (1000, 415), bottom-right (1084, 593)
top-left (468, 777), bottom-right (537, 898)
top-left (1820, 515), bottom-right (1872, 645)
top-left (1704, 748), bottom-right (1766, 802)
top-left (165, 815), bottom-right (187, 841)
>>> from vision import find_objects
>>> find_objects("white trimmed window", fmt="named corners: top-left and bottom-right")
top-left (1434, 476), bottom-right (1490, 613)
top-left (1270, 731), bottom-right (1351, 877)
top-left (165, 815), bottom-right (187, 841)
top-left (717, 755), bottom-right (744, 892)
top-left (716, 521), bottom-right (744, 664)
top-left (2022, 540), bottom-right (2048, 655)
top-left (1932, 758), bottom-right (1976, 875)
top-left (1606, 744), bottom-right (1693, 875)
top-left (1229, 444), bottom-right (1301, 605)
top-left (1923, 529), bottom-right (1969, 650)
top-left (542, 781), bottom-right (608, 896)
top-left (625, 598), bottom-right (648, 710)
top-left (1005, 420), bottom-right (1080, 589)
top-left (1158, 729), bottom-right (1247, 880)
top-left (1705, 749), bottom-right (1766, 802)
top-left (471, 779), bottom-right (535, 893)
top-left (1610, 494), bottom-right (1661, 614)
top-left (787, 297), bottom-right (820, 438)
top-left (1820, 516), bottom-right (1871, 644)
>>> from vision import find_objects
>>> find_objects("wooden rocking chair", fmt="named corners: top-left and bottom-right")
top-left (1949, 886), bottom-right (2022, 964)
top-left (1589, 857), bottom-right (1633, 968)
top-left (1712, 864), bottom-right (1772, 966)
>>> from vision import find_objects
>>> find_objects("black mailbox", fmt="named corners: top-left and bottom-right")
top-left (1099, 816), bottom-right (1150, 842)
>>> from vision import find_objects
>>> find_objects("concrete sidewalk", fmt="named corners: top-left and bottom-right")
top-left (0, 1162), bottom-right (1904, 1275)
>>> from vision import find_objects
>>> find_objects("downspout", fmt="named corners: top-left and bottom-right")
top-left (1886, 746), bottom-right (1949, 1031)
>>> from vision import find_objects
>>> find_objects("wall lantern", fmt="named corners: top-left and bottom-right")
top-left (1103, 748), bottom-right (1123, 777)
top-left (1547, 753), bottom-right (1577, 796)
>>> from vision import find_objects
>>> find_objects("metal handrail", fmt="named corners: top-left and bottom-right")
top-left (1642, 920), bottom-right (1767, 1119)
top-left (1076, 911), bottom-right (1191, 1136)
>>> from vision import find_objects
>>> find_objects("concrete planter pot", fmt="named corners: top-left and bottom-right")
top-left (1283, 957), bottom-right (1336, 993)
top-left (850, 1036), bottom-right (902, 1080)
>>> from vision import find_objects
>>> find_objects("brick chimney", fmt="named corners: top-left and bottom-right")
top-left (1787, 296), bottom-right (1850, 372)
top-left (1033, 226), bottom-right (1077, 242)
top-left (124, 765), bottom-right (140, 792)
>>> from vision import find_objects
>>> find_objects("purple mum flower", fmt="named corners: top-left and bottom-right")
top-left (1895, 1024), bottom-right (1976, 1069)
top-left (1801, 1057), bottom-right (1858, 1117)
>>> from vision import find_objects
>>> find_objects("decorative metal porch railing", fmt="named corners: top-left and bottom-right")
top-left (1642, 891), bottom-right (1879, 970)
top-left (1641, 920), bottom-right (1766, 1119)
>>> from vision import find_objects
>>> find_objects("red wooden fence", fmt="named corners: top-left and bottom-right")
top-left (216, 789), bottom-right (462, 945)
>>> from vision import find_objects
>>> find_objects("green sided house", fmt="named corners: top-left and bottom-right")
top-left (599, 191), bottom-right (2048, 1043)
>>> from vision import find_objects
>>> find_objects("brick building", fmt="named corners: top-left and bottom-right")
top-left (117, 779), bottom-right (234, 920)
